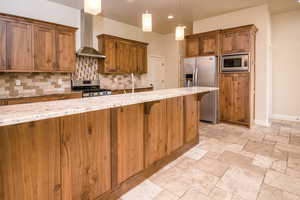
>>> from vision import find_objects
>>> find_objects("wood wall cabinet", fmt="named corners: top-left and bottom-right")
top-left (0, 13), bottom-right (77, 73)
top-left (7, 21), bottom-right (33, 72)
top-left (98, 34), bottom-right (148, 74)
top-left (56, 27), bottom-right (76, 72)
top-left (166, 97), bottom-right (184, 154)
top-left (185, 31), bottom-right (219, 57)
top-left (0, 118), bottom-right (61, 200)
top-left (185, 35), bottom-right (200, 57)
top-left (220, 73), bottom-right (250, 125)
top-left (221, 25), bottom-right (256, 54)
top-left (60, 110), bottom-right (111, 200)
top-left (0, 20), bottom-right (7, 70)
top-left (33, 24), bottom-right (56, 72)
top-left (115, 104), bottom-right (144, 184)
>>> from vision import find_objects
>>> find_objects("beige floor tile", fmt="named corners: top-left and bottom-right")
top-left (264, 170), bottom-right (300, 196)
top-left (221, 135), bottom-right (248, 146)
top-left (216, 166), bottom-right (264, 200)
top-left (276, 143), bottom-right (300, 154)
top-left (286, 168), bottom-right (300, 178)
top-left (271, 160), bottom-right (287, 173)
top-left (239, 150), bottom-right (256, 158)
top-left (209, 187), bottom-right (232, 200)
top-left (283, 191), bottom-right (300, 200)
top-left (272, 148), bottom-right (289, 161)
top-left (183, 147), bottom-right (207, 160)
top-left (264, 134), bottom-right (290, 144)
top-left (183, 167), bottom-right (219, 195)
top-left (174, 156), bottom-right (197, 171)
top-left (179, 188), bottom-right (209, 200)
top-left (241, 131), bottom-right (265, 142)
top-left (149, 167), bottom-right (193, 197)
top-left (204, 151), bottom-right (221, 159)
top-left (257, 184), bottom-right (283, 200)
top-left (290, 136), bottom-right (300, 146)
top-left (288, 153), bottom-right (300, 172)
top-left (121, 180), bottom-right (163, 200)
top-left (194, 157), bottom-right (229, 177)
top-left (252, 155), bottom-right (274, 169)
top-left (218, 151), bottom-right (265, 175)
top-left (223, 143), bottom-right (244, 153)
top-left (243, 141), bottom-right (275, 157)
top-left (153, 190), bottom-right (179, 200)
top-left (198, 139), bottom-right (225, 153)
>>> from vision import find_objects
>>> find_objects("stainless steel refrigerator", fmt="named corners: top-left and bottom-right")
top-left (183, 56), bottom-right (218, 123)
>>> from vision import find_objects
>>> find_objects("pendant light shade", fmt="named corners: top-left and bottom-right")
top-left (84, 0), bottom-right (102, 15)
top-left (175, 26), bottom-right (185, 41)
top-left (142, 11), bottom-right (152, 32)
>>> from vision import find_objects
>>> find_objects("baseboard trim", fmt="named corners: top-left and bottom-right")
top-left (255, 119), bottom-right (271, 127)
top-left (271, 114), bottom-right (300, 122)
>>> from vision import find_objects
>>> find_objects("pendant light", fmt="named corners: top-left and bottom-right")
top-left (142, 10), bottom-right (152, 32)
top-left (175, 0), bottom-right (185, 40)
top-left (84, 0), bottom-right (102, 15)
top-left (175, 26), bottom-right (185, 41)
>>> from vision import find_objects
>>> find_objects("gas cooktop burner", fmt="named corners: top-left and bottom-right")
top-left (71, 80), bottom-right (112, 98)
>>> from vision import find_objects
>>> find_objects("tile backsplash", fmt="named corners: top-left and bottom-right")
top-left (0, 73), bottom-right (71, 99)
top-left (0, 57), bottom-right (149, 99)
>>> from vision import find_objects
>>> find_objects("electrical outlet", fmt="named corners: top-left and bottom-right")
top-left (15, 80), bottom-right (21, 86)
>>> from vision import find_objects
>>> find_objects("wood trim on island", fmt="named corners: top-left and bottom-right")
top-left (0, 93), bottom-right (209, 200)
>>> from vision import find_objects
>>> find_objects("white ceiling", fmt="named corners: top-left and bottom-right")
top-left (49, 0), bottom-right (300, 34)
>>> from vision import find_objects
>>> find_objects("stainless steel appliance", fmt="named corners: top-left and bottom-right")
top-left (183, 56), bottom-right (218, 123)
top-left (72, 80), bottom-right (112, 98)
top-left (221, 53), bottom-right (249, 72)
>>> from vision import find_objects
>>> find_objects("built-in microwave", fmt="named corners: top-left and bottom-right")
top-left (221, 54), bottom-right (249, 72)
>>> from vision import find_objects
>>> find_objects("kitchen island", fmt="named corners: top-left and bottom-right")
top-left (0, 87), bottom-right (217, 200)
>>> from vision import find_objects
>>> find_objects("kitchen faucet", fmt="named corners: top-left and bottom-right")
top-left (131, 73), bottom-right (135, 93)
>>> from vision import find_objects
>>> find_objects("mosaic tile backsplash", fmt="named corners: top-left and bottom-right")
top-left (0, 57), bottom-right (149, 98)
top-left (73, 57), bottom-right (147, 90)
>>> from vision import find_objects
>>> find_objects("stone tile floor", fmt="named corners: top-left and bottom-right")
top-left (120, 120), bottom-right (300, 200)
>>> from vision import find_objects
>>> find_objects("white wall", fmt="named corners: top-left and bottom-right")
top-left (193, 5), bottom-right (272, 126)
top-left (0, 0), bottom-right (81, 49)
top-left (93, 16), bottom-right (180, 88)
top-left (271, 9), bottom-right (300, 121)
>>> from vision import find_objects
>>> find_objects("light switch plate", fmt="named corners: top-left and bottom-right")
top-left (15, 80), bottom-right (21, 86)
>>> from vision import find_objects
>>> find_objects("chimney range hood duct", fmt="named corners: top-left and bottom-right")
top-left (76, 10), bottom-right (105, 58)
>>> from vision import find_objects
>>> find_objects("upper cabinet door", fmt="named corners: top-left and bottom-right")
top-left (103, 38), bottom-right (117, 73)
top-left (137, 45), bottom-right (147, 73)
top-left (33, 24), bottom-right (56, 72)
top-left (0, 20), bottom-right (6, 71)
top-left (186, 36), bottom-right (200, 57)
top-left (235, 30), bottom-right (251, 53)
top-left (116, 41), bottom-right (131, 73)
top-left (129, 45), bottom-right (138, 73)
top-left (221, 32), bottom-right (235, 54)
top-left (200, 32), bottom-right (219, 56)
top-left (56, 28), bottom-right (75, 72)
top-left (7, 21), bottom-right (33, 72)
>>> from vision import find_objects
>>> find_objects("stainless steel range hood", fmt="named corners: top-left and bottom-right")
top-left (76, 10), bottom-right (105, 58)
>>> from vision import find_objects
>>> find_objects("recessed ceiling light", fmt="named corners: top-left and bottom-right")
top-left (168, 15), bottom-right (174, 19)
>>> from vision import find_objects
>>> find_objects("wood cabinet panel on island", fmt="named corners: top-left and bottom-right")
top-left (115, 104), bottom-right (144, 184)
top-left (60, 110), bottom-right (111, 200)
top-left (0, 118), bottom-right (61, 200)
top-left (184, 95), bottom-right (199, 142)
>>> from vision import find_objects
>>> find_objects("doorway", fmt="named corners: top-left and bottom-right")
top-left (148, 55), bottom-right (166, 90)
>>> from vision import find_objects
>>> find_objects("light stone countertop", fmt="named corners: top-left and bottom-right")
top-left (0, 87), bottom-right (218, 127)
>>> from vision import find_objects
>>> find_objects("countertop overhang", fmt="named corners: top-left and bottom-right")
top-left (0, 87), bottom-right (218, 127)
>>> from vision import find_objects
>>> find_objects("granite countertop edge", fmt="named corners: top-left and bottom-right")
top-left (0, 87), bottom-right (218, 127)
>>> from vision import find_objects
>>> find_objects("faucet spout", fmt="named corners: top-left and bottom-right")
top-left (131, 73), bottom-right (135, 93)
